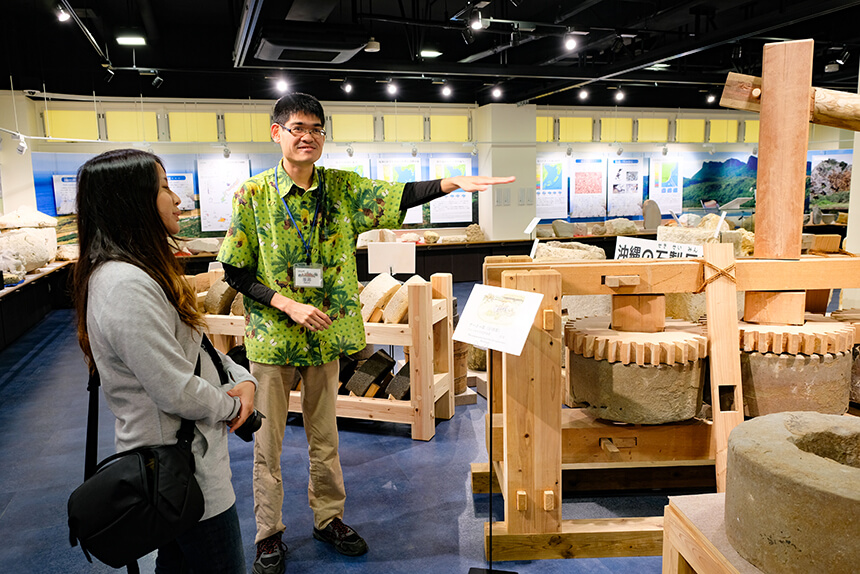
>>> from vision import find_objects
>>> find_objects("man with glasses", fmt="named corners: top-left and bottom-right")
top-left (218, 92), bottom-right (513, 574)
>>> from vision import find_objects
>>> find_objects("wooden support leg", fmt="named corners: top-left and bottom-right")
top-left (500, 269), bottom-right (563, 536)
top-left (702, 244), bottom-right (744, 493)
top-left (409, 281), bottom-right (435, 440)
top-left (431, 273), bottom-right (455, 420)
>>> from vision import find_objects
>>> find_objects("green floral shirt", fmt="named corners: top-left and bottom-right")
top-left (217, 163), bottom-right (406, 366)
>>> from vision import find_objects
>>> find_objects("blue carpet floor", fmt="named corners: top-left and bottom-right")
top-left (0, 290), bottom-right (670, 574)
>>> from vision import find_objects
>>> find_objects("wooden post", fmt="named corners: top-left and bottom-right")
top-left (702, 243), bottom-right (744, 493)
top-left (500, 269), bottom-right (562, 535)
top-left (408, 280), bottom-right (435, 440)
top-left (430, 273), bottom-right (455, 420)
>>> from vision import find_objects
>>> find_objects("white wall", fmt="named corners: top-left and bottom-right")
top-left (0, 90), bottom-right (39, 213)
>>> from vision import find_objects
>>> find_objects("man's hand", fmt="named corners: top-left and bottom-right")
top-left (226, 380), bottom-right (255, 431)
top-left (271, 292), bottom-right (333, 331)
top-left (441, 175), bottom-right (516, 193)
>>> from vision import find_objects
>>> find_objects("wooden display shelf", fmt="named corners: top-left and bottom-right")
top-left (662, 493), bottom-right (762, 574)
top-left (203, 273), bottom-right (455, 441)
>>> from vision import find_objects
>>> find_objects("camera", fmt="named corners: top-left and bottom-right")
top-left (234, 410), bottom-right (265, 442)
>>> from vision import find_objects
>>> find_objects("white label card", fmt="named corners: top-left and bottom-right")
top-left (453, 284), bottom-right (544, 356)
top-left (294, 265), bottom-right (324, 288)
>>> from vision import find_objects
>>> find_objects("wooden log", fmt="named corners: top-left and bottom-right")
top-left (742, 291), bottom-right (806, 325)
top-left (721, 71), bottom-right (860, 133)
top-left (754, 39), bottom-right (814, 260)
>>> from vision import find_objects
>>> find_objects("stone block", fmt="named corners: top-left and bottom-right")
top-left (642, 199), bottom-right (661, 230)
top-left (536, 227), bottom-right (555, 238)
top-left (204, 278), bottom-right (238, 315)
top-left (385, 361), bottom-right (411, 400)
top-left (740, 351), bottom-right (850, 416)
top-left (726, 412), bottom-right (860, 574)
top-left (561, 294), bottom-right (612, 321)
top-left (551, 220), bottom-right (575, 237)
top-left (465, 224), bottom-right (487, 242)
top-left (346, 349), bottom-right (395, 396)
top-left (604, 218), bottom-right (638, 235)
top-left (569, 353), bottom-right (705, 424)
top-left (534, 240), bottom-right (605, 261)
top-left (423, 231), bottom-right (439, 244)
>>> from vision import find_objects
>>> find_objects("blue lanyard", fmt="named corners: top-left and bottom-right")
top-left (274, 166), bottom-right (323, 264)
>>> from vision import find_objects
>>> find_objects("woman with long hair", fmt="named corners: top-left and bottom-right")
top-left (72, 149), bottom-right (255, 573)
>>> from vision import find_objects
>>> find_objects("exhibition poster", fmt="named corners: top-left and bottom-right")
top-left (168, 173), bottom-right (196, 211)
top-left (324, 157), bottom-right (371, 177)
top-left (570, 157), bottom-right (607, 218)
top-left (536, 156), bottom-right (568, 219)
top-left (429, 157), bottom-right (472, 223)
top-left (52, 175), bottom-right (77, 215)
top-left (198, 158), bottom-right (250, 231)
top-left (650, 159), bottom-right (682, 214)
top-left (608, 158), bottom-right (643, 217)
top-left (377, 157), bottom-right (423, 224)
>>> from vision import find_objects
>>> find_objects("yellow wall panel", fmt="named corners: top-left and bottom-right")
top-left (383, 114), bottom-right (423, 142)
top-left (168, 112), bottom-right (218, 142)
top-left (709, 119), bottom-right (738, 143)
top-left (330, 114), bottom-right (374, 142)
top-left (600, 117), bottom-right (633, 142)
top-left (105, 111), bottom-right (158, 142)
top-left (559, 117), bottom-right (592, 142)
top-left (676, 118), bottom-right (706, 142)
top-left (637, 118), bottom-right (669, 142)
top-left (536, 117), bottom-right (553, 142)
top-left (224, 112), bottom-right (272, 142)
top-left (44, 110), bottom-right (98, 140)
top-left (429, 115), bottom-right (469, 142)
top-left (744, 120), bottom-right (760, 143)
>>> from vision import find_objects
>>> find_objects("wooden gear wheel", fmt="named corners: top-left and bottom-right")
top-left (565, 317), bottom-right (708, 366)
top-left (738, 317), bottom-right (855, 355)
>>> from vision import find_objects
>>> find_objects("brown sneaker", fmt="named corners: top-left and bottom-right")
top-left (253, 533), bottom-right (287, 574)
top-left (312, 518), bottom-right (368, 556)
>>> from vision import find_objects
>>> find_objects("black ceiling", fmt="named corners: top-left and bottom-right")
top-left (4, 0), bottom-right (860, 109)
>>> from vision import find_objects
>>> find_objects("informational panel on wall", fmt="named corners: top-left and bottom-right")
top-left (429, 157), bottom-right (472, 223)
top-left (198, 158), bottom-right (250, 231)
top-left (52, 175), bottom-right (77, 215)
top-left (650, 159), bottom-right (682, 214)
top-left (325, 157), bottom-right (372, 177)
top-left (570, 157), bottom-right (607, 218)
top-left (377, 157), bottom-right (422, 224)
top-left (536, 156), bottom-right (567, 219)
top-left (169, 173), bottom-right (196, 211)
top-left (608, 158), bottom-right (644, 217)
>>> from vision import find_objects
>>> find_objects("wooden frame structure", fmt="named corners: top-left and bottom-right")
top-left (203, 273), bottom-right (455, 441)
top-left (470, 36), bottom-right (860, 566)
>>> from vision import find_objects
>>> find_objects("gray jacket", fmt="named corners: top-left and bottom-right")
top-left (87, 261), bottom-right (256, 520)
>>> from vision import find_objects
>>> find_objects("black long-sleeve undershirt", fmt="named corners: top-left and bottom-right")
top-left (223, 179), bottom-right (446, 305)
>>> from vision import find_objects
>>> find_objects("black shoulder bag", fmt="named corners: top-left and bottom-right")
top-left (67, 336), bottom-right (224, 573)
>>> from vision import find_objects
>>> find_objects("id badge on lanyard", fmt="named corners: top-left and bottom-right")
top-left (294, 264), bottom-right (323, 288)
top-left (278, 166), bottom-right (325, 289)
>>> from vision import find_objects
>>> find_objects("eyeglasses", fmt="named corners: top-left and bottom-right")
top-left (278, 124), bottom-right (326, 138)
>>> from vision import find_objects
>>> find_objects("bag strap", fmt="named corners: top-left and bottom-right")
top-left (200, 333), bottom-right (229, 386)
top-left (83, 345), bottom-right (204, 480)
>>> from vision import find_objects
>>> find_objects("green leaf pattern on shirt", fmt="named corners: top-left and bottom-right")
top-left (218, 164), bottom-right (406, 366)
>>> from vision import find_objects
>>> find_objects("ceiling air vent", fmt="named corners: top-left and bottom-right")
top-left (254, 24), bottom-right (368, 65)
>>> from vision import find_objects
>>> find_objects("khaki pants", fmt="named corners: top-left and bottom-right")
top-left (251, 360), bottom-right (345, 543)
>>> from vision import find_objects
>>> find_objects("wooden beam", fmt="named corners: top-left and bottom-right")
top-left (721, 71), bottom-right (860, 132)
top-left (483, 256), bottom-right (860, 294)
top-left (742, 291), bottom-right (806, 325)
top-left (703, 244), bottom-right (745, 493)
top-left (755, 39), bottom-right (814, 259)
top-left (485, 517), bottom-right (663, 561)
top-left (611, 294), bottom-right (666, 332)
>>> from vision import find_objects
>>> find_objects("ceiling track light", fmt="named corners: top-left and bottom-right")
top-left (365, 37), bottom-right (381, 53)
top-left (564, 29), bottom-right (577, 51)
top-left (616, 146), bottom-right (623, 156)
top-left (706, 94), bottom-right (716, 104)
top-left (275, 79), bottom-right (288, 92)
top-left (222, 145), bottom-right (231, 158)
top-left (471, 144), bottom-right (478, 156)
top-left (16, 135), bottom-right (28, 155)
top-left (57, 6), bottom-right (70, 22)
top-left (411, 145), bottom-right (418, 157)
top-left (469, 10), bottom-right (484, 30)
top-left (836, 50), bottom-right (850, 65)
top-left (662, 145), bottom-right (668, 156)
top-left (491, 86), bottom-right (502, 99)
top-left (386, 82), bottom-right (397, 95)
top-left (614, 90), bottom-right (625, 102)
top-left (341, 80), bottom-right (353, 94)
top-left (104, 68), bottom-right (115, 83)
top-left (578, 88), bottom-right (589, 100)
top-left (151, 73), bottom-right (163, 88)
top-left (441, 84), bottom-right (452, 97)
top-left (566, 146), bottom-right (572, 156)
top-left (346, 145), bottom-right (354, 157)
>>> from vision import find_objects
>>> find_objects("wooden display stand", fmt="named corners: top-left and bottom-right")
top-left (201, 273), bottom-right (455, 441)
top-left (662, 494), bottom-right (762, 574)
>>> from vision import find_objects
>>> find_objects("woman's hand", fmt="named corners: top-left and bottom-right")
top-left (226, 380), bottom-right (255, 431)
top-left (271, 293), bottom-right (332, 332)
top-left (441, 175), bottom-right (516, 193)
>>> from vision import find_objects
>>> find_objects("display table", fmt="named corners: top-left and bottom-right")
top-left (662, 493), bottom-right (762, 574)
top-left (0, 260), bottom-right (73, 351)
